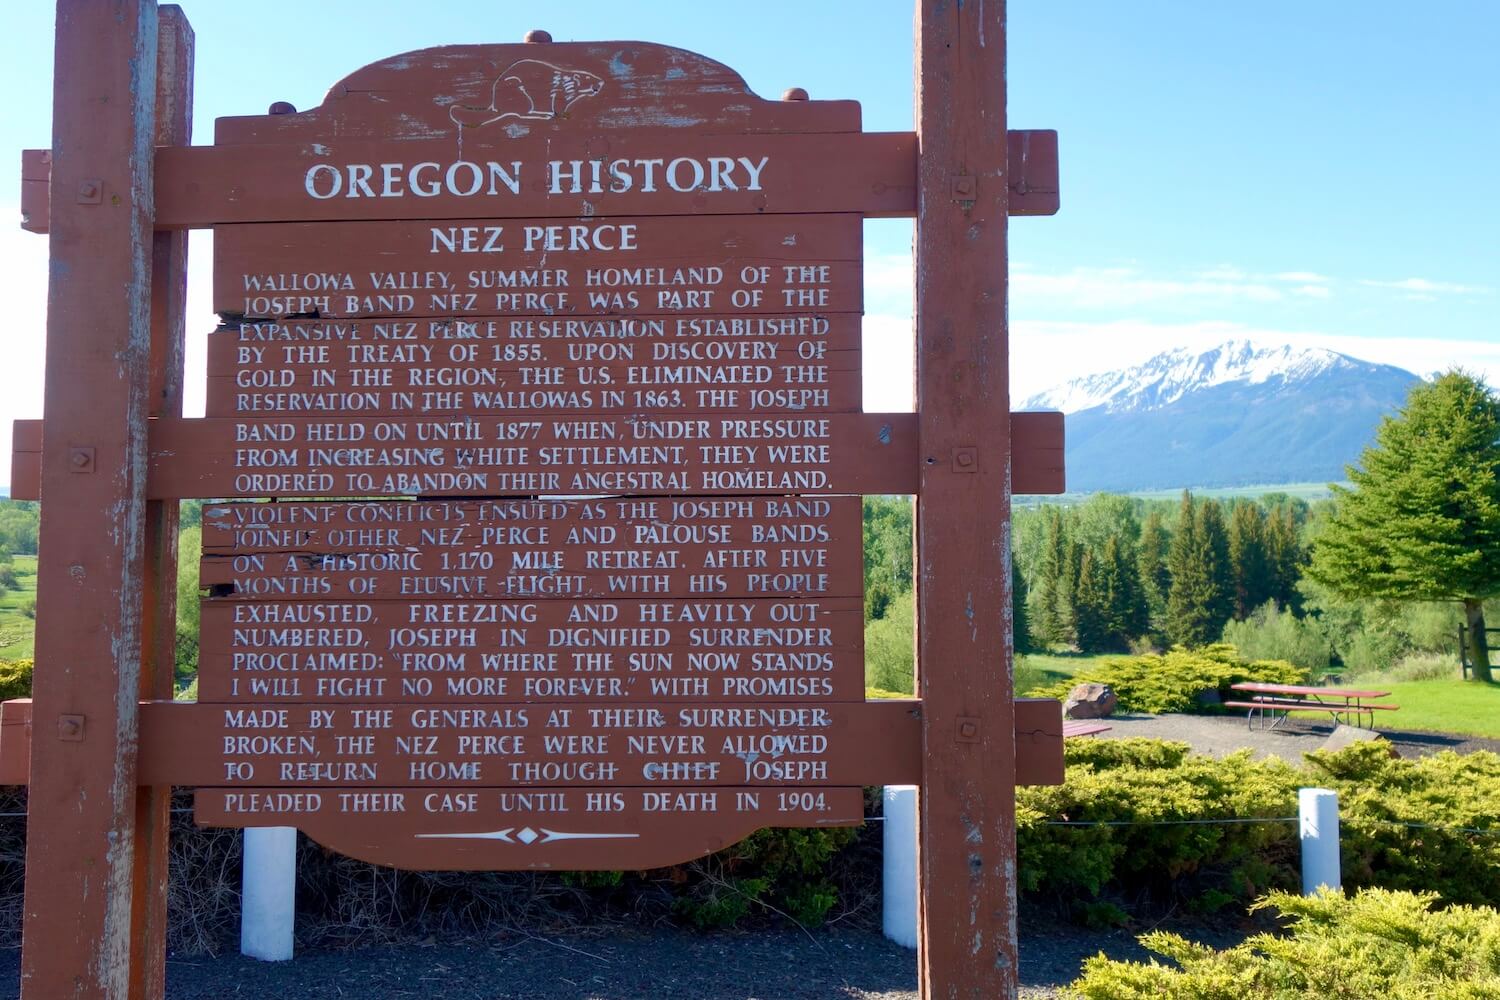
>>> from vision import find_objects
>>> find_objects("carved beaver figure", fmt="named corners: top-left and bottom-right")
top-left (449, 59), bottom-right (605, 128)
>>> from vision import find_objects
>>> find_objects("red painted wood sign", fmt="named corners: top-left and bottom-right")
top-left (8, 4), bottom-right (1061, 996)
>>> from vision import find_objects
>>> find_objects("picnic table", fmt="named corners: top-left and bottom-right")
top-left (1226, 682), bottom-right (1398, 730)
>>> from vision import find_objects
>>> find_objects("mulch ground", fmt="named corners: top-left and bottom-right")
top-left (0, 915), bottom-right (1257, 999)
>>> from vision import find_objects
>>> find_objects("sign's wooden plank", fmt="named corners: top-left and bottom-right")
top-left (0, 697), bottom-right (1064, 790)
top-left (1007, 129), bottom-right (1060, 217)
top-left (19, 149), bottom-right (49, 234)
top-left (214, 41), bottom-right (863, 145)
top-left (201, 496), bottom-right (863, 602)
top-left (215, 214), bottom-right (862, 320)
top-left (132, 11), bottom-right (195, 996)
top-left (194, 784), bottom-right (866, 872)
top-left (195, 596), bottom-right (864, 704)
top-left (164, 131), bottom-right (917, 226)
top-left (22, 2), bottom-right (160, 996)
top-left (18, 130), bottom-right (1062, 232)
top-left (171, 699), bottom-right (886, 788)
top-left (914, 0), bottom-right (1021, 994)
top-left (150, 412), bottom-right (919, 499)
top-left (206, 314), bottom-right (861, 418)
top-left (8, 412), bottom-right (1067, 500)
top-left (148, 699), bottom-right (921, 788)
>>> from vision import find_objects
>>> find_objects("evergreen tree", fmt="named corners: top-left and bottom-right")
top-left (1228, 502), bottom-right (1271, 620)
top-left (1028, 508), bottom-right (1074, 646)
top-left (1072, 548), bottom-right (1110, 652)
top-left (1137, 510), bottom-right (1172, 633)
top-left (1011, 557), bottom-right (1032, 653)
top-left (1166, 491), bottom-right (1233, 647)
top-left (1263, 505), bottom-right (1304, 612)
top-left (1199, 498), bottom-right (1235, 633)
top-left (1307, 371), bottom-right (1500, 681)
top-left (1103, 534), bottom-right (1150, 645)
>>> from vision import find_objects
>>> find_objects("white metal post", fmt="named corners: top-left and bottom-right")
top-left (1299, 787), bottom-right (1341, 895)
top-left (882, 785), bottom-right (918, 948)
top-left (241, 826), bottom-right (297, 961)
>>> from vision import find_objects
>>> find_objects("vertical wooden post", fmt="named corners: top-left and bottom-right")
top-left (22, 2), bottom-right (160, 997)
top-left (913, 1), bottom-right (1017, 997)
top-left (130, 7), bottom-right (193, 998)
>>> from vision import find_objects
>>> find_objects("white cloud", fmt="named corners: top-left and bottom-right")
top-left (1013, 266), bottom-right (1285, 306)
top-left (1357, 277), bottom-right (1491, 295)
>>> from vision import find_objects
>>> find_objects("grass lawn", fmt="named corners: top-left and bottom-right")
top-left (0, 555), bottom-right (37, 660)
top-left (1016, 651), bottom-right (1114, 696)
top-left (1379, 679), bottom-right (1500, 739)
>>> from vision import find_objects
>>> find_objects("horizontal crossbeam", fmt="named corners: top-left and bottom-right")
top-left (18, 130), bottom-right (1058, 232)
top-left (0, 697), bottom-right (1064, 786)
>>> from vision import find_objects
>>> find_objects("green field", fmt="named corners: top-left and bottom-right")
top-left (0, 555), bottom-right (36, 660)
top-left (1377, 679), bottom-right (1500, 739)
top-left (1016, 482), bottom-right (1341, 508)
top-left (1015, 651), bottom-right (1111, 695)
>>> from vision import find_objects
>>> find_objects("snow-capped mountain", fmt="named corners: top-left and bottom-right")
top-left (1019, 341), bottom-right (1420, 492)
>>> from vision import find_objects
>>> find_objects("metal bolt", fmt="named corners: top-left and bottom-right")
top-left (77, 180), bottom-right (102, 204)
top-left (952, 175), bottom-right (976, 198)
top-left (525, 29), bottom-right (552, 43)
top-left (782, 87), bottom-right (809, 101)
top-left (58, 715), bottom-right (85, 742)
top-left (68, 447), bottom-right (94, 473)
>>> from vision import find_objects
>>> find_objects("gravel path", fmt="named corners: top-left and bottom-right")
top-left (0, 918), bottom-right (1255, 999)
top-left (1092, 712), bottom-right (1500, 761)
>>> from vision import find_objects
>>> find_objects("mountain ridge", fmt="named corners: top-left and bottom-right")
top-left (1020, 341), bottom-right (1420, 492)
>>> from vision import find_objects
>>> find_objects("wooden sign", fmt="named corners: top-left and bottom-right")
top-left (207, 315), bottom-right (861, 418)
top-left (9, 6), bottom-right (1062, 997)
top-left (194, 785), bottom-right (867, 871)
top-left (201, 497), bottom-right (863, 600)
top-left (215, 214), bottom-right (862, 320)
top-left (195, 597), bottom-right (865, 702)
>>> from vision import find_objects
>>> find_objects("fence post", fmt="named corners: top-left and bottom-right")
top-left (1299, 787), bottom-right (1341, 895)
top-left (241, 827), bottom-right (297, 961)
top-left (882, 785), bottom-right (918, 949)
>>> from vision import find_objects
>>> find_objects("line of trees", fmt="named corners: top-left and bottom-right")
top-left (1018, 492), bottom-right (1307, 654)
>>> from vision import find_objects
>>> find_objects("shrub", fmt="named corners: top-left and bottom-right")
top-left (864, 588), bottom-right (914, 694)
top-left (1017, 739), bottom-right (1500, 916)
top-left (1017, 744), bottom-right (1301, 903)
top-left (0, 660), bottom-right (33, 700)
top-left (672, 825), bottom-right (860, 929)
top-left (1221, 601), bottom-right (1333, 672)
top-left (1065, 888), bottom-right (1500, 999)
top-left (1029, 644), bottom-right (1307, 714)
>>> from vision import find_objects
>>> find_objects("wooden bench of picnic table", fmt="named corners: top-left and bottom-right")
top-left (1226, 682), bottom-right (1398, 730)
top-left (1062, 720), bottom-right (1111, 738)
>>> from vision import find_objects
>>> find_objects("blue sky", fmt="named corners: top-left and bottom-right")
top-left (0, 1), bottom-right (1496, 479)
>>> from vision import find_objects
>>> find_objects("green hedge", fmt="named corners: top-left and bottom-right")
top-left (0, 659), bottom-right (32, 700)
top-left (1016, 739), bottom-right (1500, 914)
top-left (1030, 644), bottom-right (1307, 714)
top-left (1066, 888), bottom-right (1500, 999)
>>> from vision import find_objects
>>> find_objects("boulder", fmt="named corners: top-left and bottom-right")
top-left (1321, 724), bottom-right (1394, 755)
top-left (1064, 682), bottom-right (1117, 720)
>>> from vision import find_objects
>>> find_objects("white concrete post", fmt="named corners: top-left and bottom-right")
top-left (882, 785), bottom-right (918, 949)
top-left (1299, 787), bottom-right (1341, 895)
top-left (241, 826), bottom-right (297, 961)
